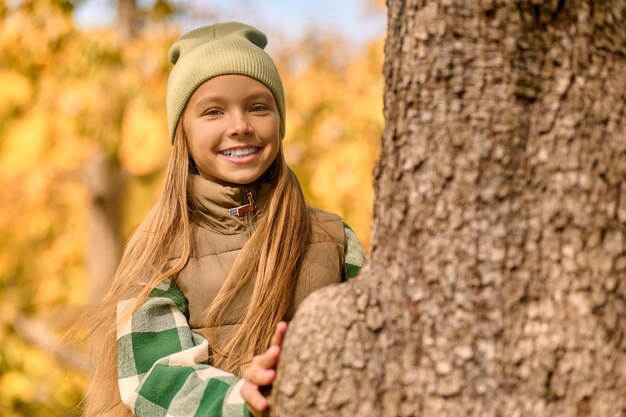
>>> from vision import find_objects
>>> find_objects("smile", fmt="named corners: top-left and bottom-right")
top-left (219, 147), bottom-right (260, 158)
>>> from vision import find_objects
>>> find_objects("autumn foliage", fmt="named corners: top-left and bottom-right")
top-left (0, 0), bottom-right (382, 415)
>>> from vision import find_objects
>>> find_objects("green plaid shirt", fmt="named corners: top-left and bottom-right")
top-left (117, 223), bottom-right (365, 416)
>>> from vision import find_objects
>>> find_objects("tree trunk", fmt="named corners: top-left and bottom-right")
top-left (85, 151), bottom-right (124, 303)
top-left (84, 0), bottom-right (138, 304)
top-left (118, 0), bottom-right (138, 40)
top-left (273, 1), bottom-right (626, 416)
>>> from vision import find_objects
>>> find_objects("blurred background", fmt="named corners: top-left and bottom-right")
top-left (0, 0), bottom-right (384, 415)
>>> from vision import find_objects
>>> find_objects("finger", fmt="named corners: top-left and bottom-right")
top-left (270, 321), bottom-right (288, 347)
top-left (252, 345), bottom-right (281, 369)
top-left (246, 392), bottom-right (267, 413)
top-left (245, 366), bottom-right (276, 387)
top-left (241, 382), bottom-right (268, 413)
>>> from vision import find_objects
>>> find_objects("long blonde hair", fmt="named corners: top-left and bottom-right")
top-left (83, 121), bottom-right (312, 415)
top-left (202, 139), bottom-right (311, 375)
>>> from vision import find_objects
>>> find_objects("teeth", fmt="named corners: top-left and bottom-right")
top-left (221, 147), bottom-right (258, 158)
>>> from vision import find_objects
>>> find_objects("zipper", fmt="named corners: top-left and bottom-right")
top-left (228, 188), bottom-right (256, 236)
top-left (244, 190), bottom-right (256, 236)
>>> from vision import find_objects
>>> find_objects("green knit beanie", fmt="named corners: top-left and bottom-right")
top-left (166, 22), bottom-right (286, 144)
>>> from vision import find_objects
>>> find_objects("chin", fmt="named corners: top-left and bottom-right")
top-left (226, 175), bottom-right (263, 186)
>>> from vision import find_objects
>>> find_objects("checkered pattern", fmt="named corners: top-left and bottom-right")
top-left (117, 223), bottom-right (365, 416)
top-left (342, 223), bottom-right (366, 280)
top-left (117, 280), bottom-right (247, 417)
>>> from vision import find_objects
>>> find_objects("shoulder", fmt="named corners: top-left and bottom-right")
top-left (129, 278), bottom-right (190, 317)
top-left (309, 209), bottom-right (366, 280)
top-left (309, 206), bottom-right (342, 224)
top-left (309, 207), bottom-right (344, 244)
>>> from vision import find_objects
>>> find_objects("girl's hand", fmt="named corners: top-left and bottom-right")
top-left (241, 321), bottom-right (288, 417)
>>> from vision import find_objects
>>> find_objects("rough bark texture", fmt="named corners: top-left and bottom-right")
top-left (273, 1), bottom-right (626, 416)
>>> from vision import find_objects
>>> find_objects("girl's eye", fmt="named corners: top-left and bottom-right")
top-left (203, 108), bottom-right (222, 117)
top-left (250, 104), bottom-right (268, 113)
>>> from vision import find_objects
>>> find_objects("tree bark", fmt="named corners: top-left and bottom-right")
top-left (273, 1), bottom-right (626, 416)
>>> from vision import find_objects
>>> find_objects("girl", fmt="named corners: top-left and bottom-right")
top-left (84, 22), bottom-right (365, 417)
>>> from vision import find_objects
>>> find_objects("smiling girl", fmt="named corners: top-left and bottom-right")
top-left (84, 22), bottom-right (365, 417)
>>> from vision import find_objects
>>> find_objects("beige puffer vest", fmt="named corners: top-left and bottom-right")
top-left (176, 175), bottom-right (345, 350)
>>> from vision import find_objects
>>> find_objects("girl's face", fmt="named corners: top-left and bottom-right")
top-left (182, 74), bottom-right (281, 185)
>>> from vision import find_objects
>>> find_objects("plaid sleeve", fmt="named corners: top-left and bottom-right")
top-left (117, 279), bottom-right (250, 417)
top-left (342, 222), bottom-right (366, 281)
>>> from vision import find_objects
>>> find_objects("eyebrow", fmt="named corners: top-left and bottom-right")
top-left (194, 96), bottom-right (222, 112)
top-left (247, 90), bottom-right (274, 101)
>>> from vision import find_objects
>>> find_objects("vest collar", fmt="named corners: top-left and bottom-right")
top-left (190, 174), bottom-right (271, 234)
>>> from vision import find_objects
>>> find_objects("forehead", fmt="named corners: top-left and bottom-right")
top-left (189, 74), bottom-right (273, 102)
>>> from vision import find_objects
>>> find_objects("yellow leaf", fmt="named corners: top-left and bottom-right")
top-left (119, 97), bottom-right (170, 176)
top-left (0, 71), bottom-right (32, 114)
top-left (0, 371), bottom-right (34, 403)
top-left (0, 110), bottom-right (50, 177)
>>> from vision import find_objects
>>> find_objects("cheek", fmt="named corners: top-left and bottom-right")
top-left (258, 117), bottom-right (281, 141)
top-left (186, 121), bottom-right (217, 148)
top-left (185, 129), bottom-right (207, 161)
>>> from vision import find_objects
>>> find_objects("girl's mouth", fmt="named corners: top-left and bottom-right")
top-left (219, 147), bottom-right (260, 159)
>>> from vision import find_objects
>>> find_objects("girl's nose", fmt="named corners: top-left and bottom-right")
top-left (227, 113), bottom-right (252, 137)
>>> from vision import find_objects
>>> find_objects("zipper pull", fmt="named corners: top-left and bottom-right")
top-left (228, 190), bottom-right (256, 216)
